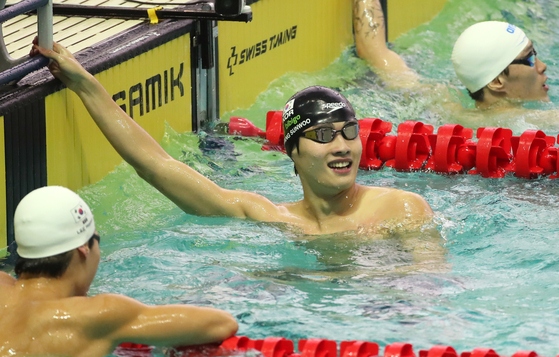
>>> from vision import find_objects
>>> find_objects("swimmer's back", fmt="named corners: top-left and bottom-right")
top-left (0, 286), bottom-right (127, 357)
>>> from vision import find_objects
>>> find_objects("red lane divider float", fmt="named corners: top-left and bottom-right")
top-left (114, 336), bottom-right (549, 357)
top-left (226, 114), bottom-right (559, 179)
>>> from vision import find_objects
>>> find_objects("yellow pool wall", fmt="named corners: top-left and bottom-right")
top-left (387, 0), bottom-right (448, 42)
top-left (45, 35), bottom-right (191, 191)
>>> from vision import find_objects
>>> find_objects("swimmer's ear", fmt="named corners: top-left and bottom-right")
top-left (76, 243), bottom-right (90, 258)
top-left (486, 75), bottom-right (506, 93)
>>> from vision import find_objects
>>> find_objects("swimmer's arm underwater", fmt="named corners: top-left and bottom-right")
top-left (88, 294), bottom-right (238, 347)
top-left (353, 0), bottom-right (421, 88)
top-left (32, 41), bottom-right (290, 222)
top-left (398, 229), bottom-right (450, 273)
top-left (381, 191), bottom-right (449, 273)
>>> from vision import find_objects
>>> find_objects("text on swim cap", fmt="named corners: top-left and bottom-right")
top-left (283, 109), bottom-right (294, 120)
top-left (507, 24), bottom-right (516, 33)
top-left (322, 102), bottom-right (346, 109)
top-left (284, 118), bottom-right (311, 142)
top-left (284, 115), bottom-right (301, 129)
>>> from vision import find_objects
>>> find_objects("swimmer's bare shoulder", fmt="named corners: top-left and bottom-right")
top-left (359, 185), bottom-right (433, 228)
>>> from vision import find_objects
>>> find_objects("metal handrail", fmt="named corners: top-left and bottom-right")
top-left (0, 0), bottom-right (52, 85)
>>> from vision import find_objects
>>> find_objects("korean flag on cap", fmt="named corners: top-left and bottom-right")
top-left (283, 99), bottom-right (295, 121)
top-left (284, 99), bottom-right (294, 112)
top-left (71, 204), bottom-right (86, 223)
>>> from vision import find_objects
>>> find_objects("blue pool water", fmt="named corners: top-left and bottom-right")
top-left (86, 145), bottom-right (559, 356)
top-left (7, 0), bottom-right (559, 355)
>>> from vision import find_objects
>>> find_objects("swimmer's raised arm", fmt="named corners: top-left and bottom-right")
top-left (353, 0), bottom-right (420, 88)
top-left (32, 40), bottom-right (438, 236)
top-left (32, 41), bottom-right (290, 222)
top-left (88, 294), bottom-right (238, 347)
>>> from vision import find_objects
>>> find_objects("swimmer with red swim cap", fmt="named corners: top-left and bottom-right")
top-left (0, 186), bottom-right (237, 357)
top-left (30, 40), bottom-right (436, 239)
top-left (353, 0), bottom-right (553, 124)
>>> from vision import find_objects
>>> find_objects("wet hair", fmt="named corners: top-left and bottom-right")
top-left (467, 88), bottom-right (484, 102)
top-left (468, 67), bottom-right (510, 102)
top-left (15, 236), bottom-right (96, 278)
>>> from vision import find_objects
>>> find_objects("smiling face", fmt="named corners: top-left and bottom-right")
top-left (502, 41), bottom-right (549, 102)
top-left (291, 121), bottom-right (362, 196)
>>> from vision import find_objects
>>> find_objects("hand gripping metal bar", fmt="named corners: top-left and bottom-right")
top-left (0, 0), bottom-right (52, 85)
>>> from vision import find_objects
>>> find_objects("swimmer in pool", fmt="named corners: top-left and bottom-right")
top-left (353, 0), bottom-right (555, 127)
top-left (31, 41), bottom-right (434, 239)
top-left (0, 186), bottom-right (237, 357)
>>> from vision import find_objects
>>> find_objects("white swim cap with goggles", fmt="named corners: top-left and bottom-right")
top-left (452, 21), bottom-right (530, 93)
top-left (14, 186), bottom-right (96, 259)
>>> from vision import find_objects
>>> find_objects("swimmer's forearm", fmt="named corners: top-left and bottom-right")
top-left (32, 39), bottom-right (173, 173)
top-left (353, 0), bottom-right (386, 47)
top-left (118, 305), bottom-right (238, 346)
top-left (353, 0), bottom-right (419, 86)
top-left (74, 76), bottom-right (266, 219)
top-left (353, 0), bottom-right (391, 66)
top-left (74, 74), bottom-right (172, 172)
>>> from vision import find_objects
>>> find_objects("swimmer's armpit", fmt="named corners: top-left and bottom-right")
top-left (353, 0), bottom-right (384, 39)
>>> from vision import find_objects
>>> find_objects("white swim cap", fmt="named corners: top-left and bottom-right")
top-left (15, 186), bottom-right (96, 259)
top-left (452, 21), bottom-right (529, 93)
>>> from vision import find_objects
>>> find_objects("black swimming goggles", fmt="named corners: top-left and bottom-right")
top-left (92, 232), bottom-right (100, 243)
top-left (302, 121), bottom-right (359, 143)
top-left (510, 49), bottom-right (537, 67)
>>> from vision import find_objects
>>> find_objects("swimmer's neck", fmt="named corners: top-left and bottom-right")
top-left (16, 274), bottom-right (87, 298)
top-left (475, 96), bottom-right (524, 111)
top-left (301, 183), bottom-right (362, 220)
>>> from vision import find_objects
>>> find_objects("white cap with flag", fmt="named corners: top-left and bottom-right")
top-left (14, 186), bottom-right (96, 259)
top-left (452, 21), bottom-right (529, 93)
